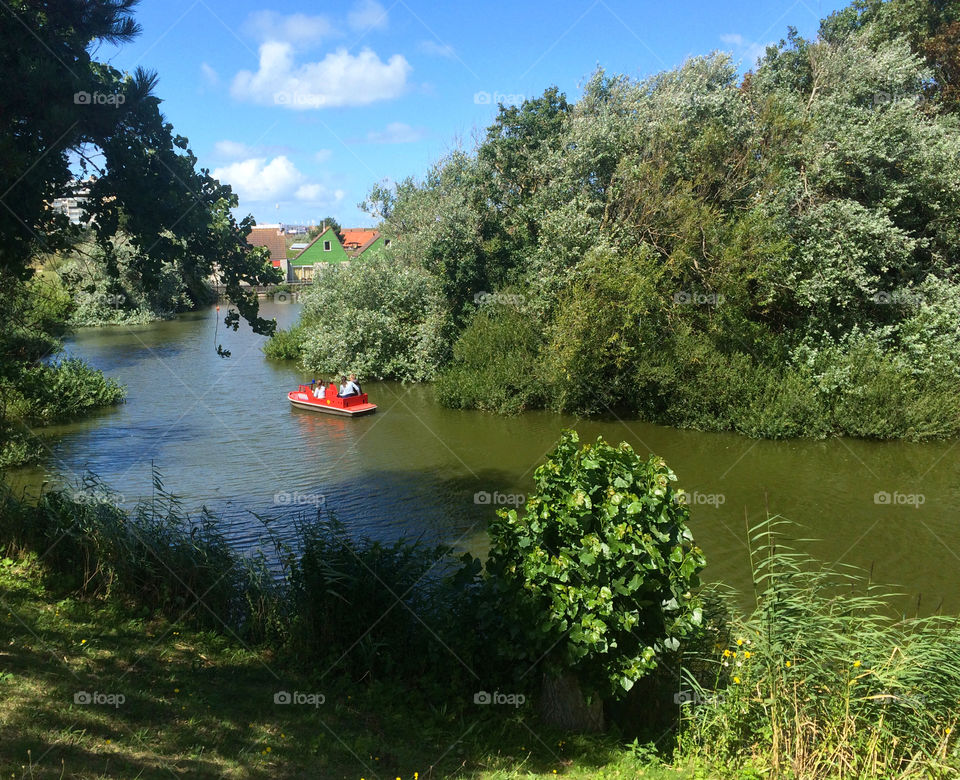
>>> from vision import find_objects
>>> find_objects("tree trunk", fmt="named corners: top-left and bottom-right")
top-left (538, 672), bottom-right (605, 732)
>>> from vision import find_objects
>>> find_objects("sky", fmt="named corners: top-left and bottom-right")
top-left (99, 0), bottom-right (848, 228)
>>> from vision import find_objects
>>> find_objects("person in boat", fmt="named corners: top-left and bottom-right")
top-left (348, 373), bottom-right (362, 396)
top-left (312, 380), bottom-right (324, 399)
top-left (338, 375), bottom-right (358, 398)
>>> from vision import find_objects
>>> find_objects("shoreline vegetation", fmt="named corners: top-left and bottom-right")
top-left (266, 1), bottom-right (960, 442)
top-left (3, 438), bottom-right (959, 778)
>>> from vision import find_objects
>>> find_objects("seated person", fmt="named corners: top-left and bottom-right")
top-left (347, 373), bottom-right (362, 396)
top-left (312, 381), bottom-right (323, 398)
top-left (338, 375), bottom-right (357, 397)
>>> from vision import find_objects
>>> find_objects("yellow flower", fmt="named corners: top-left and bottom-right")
top-left (80, 639), bottom-right (87, 644)
top-left (736, 638), bottom-right (744, 646)
top-left (722, 649), bottom-right (731, 657)
top-left (853, 660), bottom-right (861, 668)
top-left (733, 676), bottom-right (741, 684)
top-left (174, 688), bottom-right (179, 693)
top-left (265, 747), bottom-right (271, 753)
top-left (785, 661), bottom-right (792, 668)
top-left (744, 651), bottom-right (752, 659)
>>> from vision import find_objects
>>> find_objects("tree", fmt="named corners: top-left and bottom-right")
top-left (0, 0), bottom-right (278, 336)
top-left (482, 431), bottom-right (705, 730)
top-left (308, 217), bottom-right (343, 241)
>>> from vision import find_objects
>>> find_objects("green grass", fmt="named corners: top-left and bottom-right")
top-left (0, 556), bottom-right (691, 779)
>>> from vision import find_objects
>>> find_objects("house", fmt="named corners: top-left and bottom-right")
top-left (340, 228), bottom-right (390, 259)
top-left (246, 224), bottom-right (290, 279)
top-left (50, 179), bottom-right (93, 224)
top-left (288, 225), bottom-right (349, 281)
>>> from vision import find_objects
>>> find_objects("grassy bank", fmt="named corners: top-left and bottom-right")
top-left (0, 555), bottom-right (684, 779)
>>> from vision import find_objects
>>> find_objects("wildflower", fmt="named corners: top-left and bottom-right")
top-left (853, 660), bottom-right (861, 668)
top-left (744, 651), bottom-right (752, 659)
top-left (733, 677), bottom-right (741, 684)
top-left (266, 746), bottom-right (271, 753)
top-left (785, 661), bottom-right (792, 668)
top-left (736, 638), bottom-right (744, 646)
top-left (80, 639), bottom-right (86, 644)
top-left (174, 688), bottom-right (179, 693)
top-left (722, 649), bottom-right (731, 658)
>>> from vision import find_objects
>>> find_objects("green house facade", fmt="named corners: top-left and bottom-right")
top-left (292, 226), bottom-right (349, 266)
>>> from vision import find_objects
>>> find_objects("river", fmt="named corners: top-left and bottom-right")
top-left (10, 302), bottom-right (960, 612)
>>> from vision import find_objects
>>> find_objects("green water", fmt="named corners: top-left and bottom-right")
top-left (11, 303), bottom-right (960, 612)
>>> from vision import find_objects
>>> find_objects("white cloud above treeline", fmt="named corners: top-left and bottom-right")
top-left (231, 3), bottom-right (405, 110)
top-left (211, 155), bottom-right (343, 206)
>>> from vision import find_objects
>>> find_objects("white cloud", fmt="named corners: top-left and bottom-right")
top-left (213, 140), bottom-right (293, 159)
top-left (214, 140), bottom-right (257, 159)
top-left (200, 62), bottom-right (219, 86)
top-left (244, 11), bottom-right (336, 48)
top-left (231, 42), bottom-right (410, 110)
top-left (348, 0), bottom-right (388, 32)
top-left (211, 155), bottom-right (339, 205)
top-left (418, 40), bottom-right (456, 59)
top-left (363, 122), bottom-right (427, 144)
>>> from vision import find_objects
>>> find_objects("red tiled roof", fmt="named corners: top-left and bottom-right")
top-left (247, 226), bottom-right (287, 261)
top-left (340, 228), bottom-right (379, 249)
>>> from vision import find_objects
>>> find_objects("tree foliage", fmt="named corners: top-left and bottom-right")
top-left (338, 0), bottom-right (960, 439)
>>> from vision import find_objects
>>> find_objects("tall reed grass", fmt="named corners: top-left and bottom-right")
top-left (678, 520), bottom-right (960, 778)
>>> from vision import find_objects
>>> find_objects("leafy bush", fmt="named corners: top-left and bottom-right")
top-left (435, 300), bottom-right (546, 414)
top-left (262, 325), bottom-right (304, 361)
top-left (10, 357), bottom-right (125, 423)
top-left (482, 430), bottom-right (706, 699)
top-left (297, 255), bottom-right (450, 381)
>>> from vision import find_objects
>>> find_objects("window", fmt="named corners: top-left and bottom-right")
top-left (384, 239), bottom-right (391, 247)
top-left (323, 240), bottom-right (331, 251)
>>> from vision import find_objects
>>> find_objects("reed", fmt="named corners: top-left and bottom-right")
top-left (678, 519), bottom-right (960, 778)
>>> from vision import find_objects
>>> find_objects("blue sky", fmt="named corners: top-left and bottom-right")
top-left (101, 0), bottom-right (847, 228)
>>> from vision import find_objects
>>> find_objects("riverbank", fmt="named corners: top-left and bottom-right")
top-left (1, 555), bottom-right (689, 779)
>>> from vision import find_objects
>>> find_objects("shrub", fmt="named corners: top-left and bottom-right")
top-left (298, 256), bottom-right (450, 381)
top-left (482, 430), bottom-right (706, 703)
top-left (262, 325), bottom-right (304, 361)
top-left (434, 301), bottom-right (546, 414)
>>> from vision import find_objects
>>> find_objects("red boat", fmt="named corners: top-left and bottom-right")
top-left (287, 383), bottom-right (377, 417)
